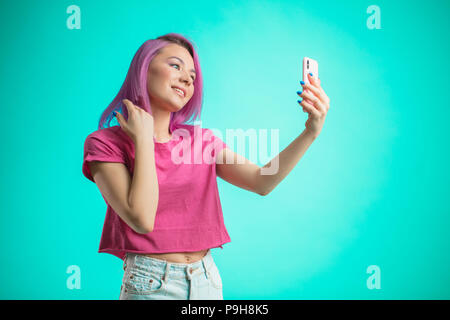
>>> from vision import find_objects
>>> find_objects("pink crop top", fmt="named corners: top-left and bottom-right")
top-left (82, 123), bottom-right (231, 260)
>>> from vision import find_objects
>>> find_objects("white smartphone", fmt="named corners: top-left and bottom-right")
top-left (302, 57), bottom-right (319, 106)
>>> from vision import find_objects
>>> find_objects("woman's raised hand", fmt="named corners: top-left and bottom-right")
top-left (297, 74), bottom-right (330, 138)
top-left (114, 97), bottom-right (154, 144)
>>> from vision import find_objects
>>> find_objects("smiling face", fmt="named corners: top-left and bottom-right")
top-left (146, 43), bottom-right (196, 113)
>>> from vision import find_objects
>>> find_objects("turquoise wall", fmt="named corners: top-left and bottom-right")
top-left (1, 0), bottom-right (449, 299)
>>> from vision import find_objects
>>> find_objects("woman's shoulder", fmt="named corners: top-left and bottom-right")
top-left (85, 125), bottom-right (132, 146)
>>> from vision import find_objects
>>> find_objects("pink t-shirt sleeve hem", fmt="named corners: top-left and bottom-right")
top-left (82, 133), bottom-right (126, 183)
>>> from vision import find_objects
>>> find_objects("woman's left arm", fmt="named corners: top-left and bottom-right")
top-left (216, 74), bottom-right (330, 196)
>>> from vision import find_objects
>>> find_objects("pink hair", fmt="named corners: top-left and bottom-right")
top-left (97, 33), bottom-right (203, 133)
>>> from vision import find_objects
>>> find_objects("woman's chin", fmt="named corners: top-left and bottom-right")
top-left (170, 102), bottom-right (186, 112)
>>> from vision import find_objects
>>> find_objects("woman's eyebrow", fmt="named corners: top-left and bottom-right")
top-left (167, 56), bottom-right (196, 74)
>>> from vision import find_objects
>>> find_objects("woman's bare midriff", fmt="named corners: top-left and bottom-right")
top-left (139, 249), bottom-right (209, 264)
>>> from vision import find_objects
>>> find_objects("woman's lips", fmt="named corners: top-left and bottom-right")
top-left (172, 87), bottom-right (185, 97)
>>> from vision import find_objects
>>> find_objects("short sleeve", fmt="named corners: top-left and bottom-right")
top-left (211, 131), bottom-right (229, 154)
top-left (206, 128), bottom-right (229, 160)
top-left (82, 133), bottom-right (126, 183)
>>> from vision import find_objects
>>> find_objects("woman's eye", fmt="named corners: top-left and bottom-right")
top-left (171, 63), bottom-right (195, 81)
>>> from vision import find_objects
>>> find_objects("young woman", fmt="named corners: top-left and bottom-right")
top-left (82, 33), bottom-right (330, 300)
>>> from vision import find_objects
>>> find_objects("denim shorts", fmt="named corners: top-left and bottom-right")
top-left (119, 249), bottom-right (223, 300)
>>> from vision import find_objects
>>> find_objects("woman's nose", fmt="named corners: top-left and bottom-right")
top-left (181, 75), bottom-right (190, 84)
top-left (179, 71), bottom-right (192, 83)
top-left (181, 76), bottom-right (189, 83)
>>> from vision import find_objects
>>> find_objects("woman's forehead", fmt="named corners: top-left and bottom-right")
top-left (160, 44), bottom-right (193, 62)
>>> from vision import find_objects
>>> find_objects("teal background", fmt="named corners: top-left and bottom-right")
top-left (1, 0), bottom-right (449, 299)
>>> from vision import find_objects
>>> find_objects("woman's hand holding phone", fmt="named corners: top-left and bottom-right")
top-left (297, 61), bottom-right (331, 138)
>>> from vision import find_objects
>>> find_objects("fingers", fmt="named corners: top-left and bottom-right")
top-left (299, 99), bottom-right (321, 118)
top-left (298, 90), bottom-right (326, 113)
top-left (116, 99), bottom-right (137, 128)
top-left (122, 99), bottom-right (132, 116)
top-left (301, 83), bottom-right (328, 105)
top-left (114, 110), bottom-right (125, 128)
top-left (306, 74), bottom-right (329, 103)
top-left (124, 99), bottom-right (144, 117)
top-left (308, 73), bottom-right (319, 87)
top-left (122, 99), bottom-right (135, 113)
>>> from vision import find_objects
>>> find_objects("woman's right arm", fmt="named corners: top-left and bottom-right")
top-left (88, 139), bottom-right (158, 234)
top-left (127, 138), bottom-right (159, 232)
top-left (88, 98), bottom-right (158, 234)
